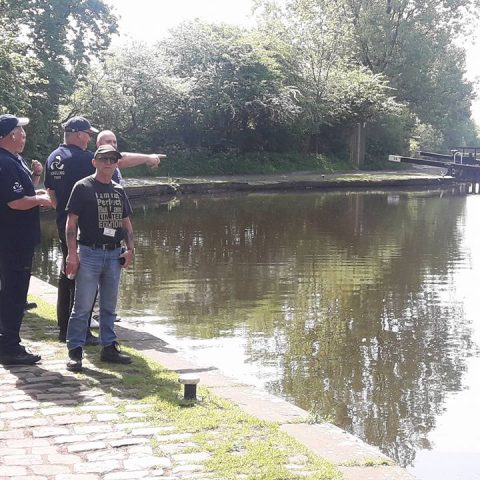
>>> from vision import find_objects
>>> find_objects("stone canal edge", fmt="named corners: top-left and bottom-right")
top-left (121, 168), bottom-right (453, 199)
top-left (1, 275), bottom-right (414, 480)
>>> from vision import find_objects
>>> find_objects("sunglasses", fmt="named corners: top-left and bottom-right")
top-left (96, 156), bottom-right (119, 164)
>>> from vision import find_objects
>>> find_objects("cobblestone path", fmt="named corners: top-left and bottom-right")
top-left (0, 340), bottom-right (214, 480)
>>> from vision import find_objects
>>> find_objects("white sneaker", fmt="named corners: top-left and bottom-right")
top-left (90, 316), bottom-right (100, 329)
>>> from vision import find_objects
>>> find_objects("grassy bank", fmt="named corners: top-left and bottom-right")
top-left (122, 151), bottom-right (355, 177)
top-left (24, 297), bottom-right (341, 480)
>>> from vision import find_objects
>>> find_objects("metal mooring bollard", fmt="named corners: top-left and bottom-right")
top-left (178, 374), bottom-right (200, 401)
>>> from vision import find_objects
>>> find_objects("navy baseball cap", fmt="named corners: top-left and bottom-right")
top-left (94, 144), bottom-right (122, 159)
top-left (0, 114), bottom-right (29, 138)
top-left (63, 116), bottom-right (99, 134)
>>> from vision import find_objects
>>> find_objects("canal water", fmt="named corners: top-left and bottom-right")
top-left (33, 188), bottom-right (480, 480)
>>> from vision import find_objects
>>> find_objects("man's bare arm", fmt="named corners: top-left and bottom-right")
top-left (31, 160), bottom-right (43, 186)
top-left (118, 152), bottom-right (166, 169)
top-left (32, 174), bottom-right (41, 187)
top-left (65, 213), bottom-right (80, 278)
top-left (47, 188), bottom-right (57, 208)
top-left (8, 192), bottom-right (52, 210)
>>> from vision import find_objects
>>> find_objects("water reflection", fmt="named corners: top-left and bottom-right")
top-left (34, 188), bottom-right (479, 477)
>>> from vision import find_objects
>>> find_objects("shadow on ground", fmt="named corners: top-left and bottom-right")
top-left (15, 310), bottom-right (184, 407)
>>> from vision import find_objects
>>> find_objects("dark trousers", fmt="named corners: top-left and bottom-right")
top-left (57, 238), bottom-right (76, 336)
top-left (0, 247), bottom-right (34, 353)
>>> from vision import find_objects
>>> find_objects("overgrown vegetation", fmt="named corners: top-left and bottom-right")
top-left (123, 151), bottom-right (353, 177)
top-left (1, 0), bottom-right (479, 174)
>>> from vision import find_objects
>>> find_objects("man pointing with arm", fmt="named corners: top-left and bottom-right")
top-left (97, 130), bottom-right (165, 167)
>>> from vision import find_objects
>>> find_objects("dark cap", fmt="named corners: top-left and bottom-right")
top-left (0, 114), bottom-right (29, 139)
top-left (94, 144), bottom-right (122, 159)
top-left (63, 116), bottom-right (99, 134)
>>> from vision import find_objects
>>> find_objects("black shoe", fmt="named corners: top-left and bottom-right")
top-left (58, 332), bottom-right (66, 343)
top-left (0, 347), bottom-right (41, 365)
top-left (100, 342), bottom-right (132, 365)
top-left (66, 346), bottom-right (83, 372)
top-left (25, 302), bottom-right (38, 311)
top-left (85, 331), bottom-right (99, 346)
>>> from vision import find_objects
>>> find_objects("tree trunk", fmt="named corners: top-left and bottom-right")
top-left (350, 122), bottom-right (367, 167)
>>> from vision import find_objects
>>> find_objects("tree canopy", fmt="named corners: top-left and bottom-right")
top-left (253, 0), bottom-right (479, 156)
top-left (0, 0), bottom-right (478, 170)
top-left (0, 0), bottom-right (117, 157)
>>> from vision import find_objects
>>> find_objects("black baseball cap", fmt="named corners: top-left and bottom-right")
top-left (63, 116), bottom-right (99, 134)
top-left (0, 114), bottom-right (29, 138)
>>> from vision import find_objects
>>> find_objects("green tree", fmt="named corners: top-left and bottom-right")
top-left (254, 0), bottom-right (400, 154)
top-left (67, 43), bottom-right (179, 151)
top-left (0, 29), bottom-right (44, 115)
top-left (69, 21), bottom-right (301, 155)
top-left (333, 0), bottom-right (479, 147)
top-left (0, 0), bottom-right (118, 157)
top-left (255, 0), bottom-right (478, 155)
top-left (163, 20), bottom-right (301, 152)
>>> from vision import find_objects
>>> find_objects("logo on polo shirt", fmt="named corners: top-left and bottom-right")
top-left (12, 182), bottom-right (24, 194)
top-left (50, 155), bottom-right (65, 179)
top-left (51, 156), bottom-right (64, 170)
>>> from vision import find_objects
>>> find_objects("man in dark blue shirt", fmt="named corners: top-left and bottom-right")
top-left (0, 114), bottom-right (53, 365)
top-left (45, 116), bottom-right (101, 344)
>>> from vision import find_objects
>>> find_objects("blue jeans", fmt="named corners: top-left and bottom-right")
top-left (67, 245), bottom-right (122, 350)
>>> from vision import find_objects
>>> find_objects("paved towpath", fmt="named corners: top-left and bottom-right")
top-left (0, 276), bottom-right (415, 480)
top-left (122, 166), bottom-right (453, 199)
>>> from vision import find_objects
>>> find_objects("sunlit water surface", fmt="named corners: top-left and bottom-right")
top-left (34, 188), bottom-right (480, 479)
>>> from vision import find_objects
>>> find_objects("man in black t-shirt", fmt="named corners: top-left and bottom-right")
top-left (0, 114), bottom-right (53, 365)
top-left (64, 144), bottom-right (134, 371)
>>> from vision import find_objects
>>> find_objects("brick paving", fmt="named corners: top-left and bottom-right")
top-left (0, 318), bottom-right (336, 480)
top-left (0, 343), bottom-right (213, 480)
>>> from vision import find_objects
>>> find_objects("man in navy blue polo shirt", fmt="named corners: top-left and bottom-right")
top-left (45, 116), bottom-right (101, 344)
top-left (0, 114), bottom-right (53, 365)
